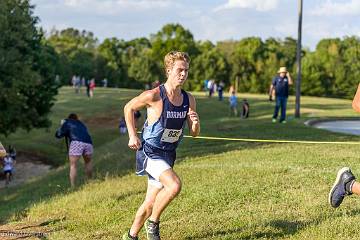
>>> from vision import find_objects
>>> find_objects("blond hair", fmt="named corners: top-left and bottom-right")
top-left (164, 51), bottom-right (190, 77)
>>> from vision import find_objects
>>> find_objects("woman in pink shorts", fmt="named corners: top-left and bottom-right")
top-left (55, 113), bottom-right (93, 187)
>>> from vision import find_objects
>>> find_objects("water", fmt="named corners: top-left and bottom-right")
top-left (311, 120), bottom-right (360, 136)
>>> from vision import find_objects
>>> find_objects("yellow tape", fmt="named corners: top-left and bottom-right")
top-left (136, 131), bottom-right (360, 145)
top-left (183, 135), bottom-right (360, 145)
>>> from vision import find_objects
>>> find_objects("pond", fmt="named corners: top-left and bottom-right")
top-left (310, 120), bottom-right (360, 136)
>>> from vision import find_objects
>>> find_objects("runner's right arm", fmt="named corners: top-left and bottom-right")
top-left (124, 89), bottom-right (158, 150)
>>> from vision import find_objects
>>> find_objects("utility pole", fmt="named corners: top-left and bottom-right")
top-left (295, 0), bottom-right (303, 118)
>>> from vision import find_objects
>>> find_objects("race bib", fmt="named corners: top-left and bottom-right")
top-left (161, 128), bottom-right (182, 143)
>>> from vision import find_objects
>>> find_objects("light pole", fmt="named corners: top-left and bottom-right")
top-left (295, 0), bottom-right (303, 118)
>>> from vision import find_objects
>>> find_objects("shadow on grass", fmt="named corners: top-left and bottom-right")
top-left (0, 217), bottom-right (65, 240)
top-left (185, 209), bottom-right (360, 240)
top-left (185, 219), bottom-right (312, 239)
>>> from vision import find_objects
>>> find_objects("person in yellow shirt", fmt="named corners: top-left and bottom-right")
top-left (0, 142), bottom-right (6, 158)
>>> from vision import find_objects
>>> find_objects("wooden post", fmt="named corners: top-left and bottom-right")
top-left (295, 0), bottom-right (303, 118)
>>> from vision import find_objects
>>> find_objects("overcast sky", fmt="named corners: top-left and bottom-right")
top-left (31, 0), bottom-right (360, 50)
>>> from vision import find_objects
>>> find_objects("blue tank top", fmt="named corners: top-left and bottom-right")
top-left (142, 84), bottom-right (189, 152)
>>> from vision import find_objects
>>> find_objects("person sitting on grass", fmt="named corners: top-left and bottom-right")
top-left (55, 113), bottom-right (93, 187)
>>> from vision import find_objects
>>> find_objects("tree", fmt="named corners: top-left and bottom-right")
top-left (191, 41), bottom-right (229, 91)
top-left (0, 0), bottom-right (59, 135)
top-left (230, 37), bottom-right (266, 93)
top-left (47, 28), bottom-right (98, 84)
top-left (150, 23), bottom-right (199, 69)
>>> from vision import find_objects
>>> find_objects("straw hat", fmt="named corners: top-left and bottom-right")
top-left (277, 67), bottom-right (288, 73)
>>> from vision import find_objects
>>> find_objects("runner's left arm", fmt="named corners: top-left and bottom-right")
top-left (187, 93), bottom-right (200, 137)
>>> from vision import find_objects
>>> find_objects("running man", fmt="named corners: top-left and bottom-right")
top-left (122, 51), bottom-right (200, 240)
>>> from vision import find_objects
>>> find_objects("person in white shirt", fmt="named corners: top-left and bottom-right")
top-left (2, 153), bottom-right (16, 187)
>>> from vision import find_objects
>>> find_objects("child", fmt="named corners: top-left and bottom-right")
top-left (229, 91), bottom-right (238, 117)
top-left (241, 99), bottom-right (250, 118)
top-left (119, 117), bottom-right (127, 134)
top-left (2, 153), bottom-right (16, 187)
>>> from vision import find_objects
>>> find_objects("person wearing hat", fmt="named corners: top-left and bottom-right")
top-left (269, 67), bottom-right (293, 123)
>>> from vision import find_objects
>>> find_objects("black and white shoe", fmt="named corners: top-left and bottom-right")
top-left (145, 219), bottom-right (161, 240)
top-left (329, 167), bottom-right (356, 208)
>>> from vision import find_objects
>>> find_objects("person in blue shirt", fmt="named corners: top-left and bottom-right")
top-left (229, 91), bottom-right (238, 117)
top-left (122, 51), bottom-right (200, 240)
top-left (55, 113), bottom-right (93, 187)
top-left (269, 67), bottom-right (293, 123)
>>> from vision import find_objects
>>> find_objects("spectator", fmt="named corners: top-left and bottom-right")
top-left (119, 117), bottom-right (127, 134)
top-left (134, 110), bottom-right (141, 129)
top-left (269, 67), bottom-right (293, 123)
top-left (2, 152), bottom-right (16, 187)
top-left (241, 99), bottom-right (250, 119)
top-left (218, 81), bottom-right (224, 101)
top-left (55, 113), bottom-right (93, 187)
top-left (208, 79), bottom-right (214, 98)
top-left (102, 78), bottom-right (108, 88)
top-left (89, 79), bottom-right (96, 98)
top-left (229, 91), bottom-right (238, 117)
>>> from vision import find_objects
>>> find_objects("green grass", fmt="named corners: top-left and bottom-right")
top-left (1, 87), bottom-right (360, 239)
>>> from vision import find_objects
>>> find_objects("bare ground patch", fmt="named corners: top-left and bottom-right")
top-left (0, 151), bottom-right (51, 189)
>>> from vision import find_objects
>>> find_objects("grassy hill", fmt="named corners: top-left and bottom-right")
top-left (1, 87), bottom-right (360, 239)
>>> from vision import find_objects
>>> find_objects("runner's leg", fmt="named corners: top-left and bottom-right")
top-left (149, 169), bottom-right (181, 222)
top-left (129, 183), bottom-right (162, 237)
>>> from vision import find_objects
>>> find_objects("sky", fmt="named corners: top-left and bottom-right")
top-left (31, 0), bottom-right (360, 50)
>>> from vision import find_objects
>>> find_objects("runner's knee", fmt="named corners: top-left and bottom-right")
top-left (167, 179), bottom-right (182, 197)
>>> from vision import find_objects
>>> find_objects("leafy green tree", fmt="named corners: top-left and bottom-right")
top-left (191, 41), bottom-right (229, 91)
top-left (150, 23), bottom-right (199, 66)
top-left (340, 37), bottom-right (360, 98)
top-left (47, 28), bottom-right (98, 84)
top-left (128, 48), bottom-right (162, 87)
top-left (230, 37), bottom-right (266, 93)
top-left (0, 0), bottom-right (59, 135)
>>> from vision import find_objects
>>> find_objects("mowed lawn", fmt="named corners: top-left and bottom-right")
top-left (1, 87), bottom-right (360, 239)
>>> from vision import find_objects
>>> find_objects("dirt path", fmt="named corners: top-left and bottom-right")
top-left (0, 152), bottom-right (51, 189)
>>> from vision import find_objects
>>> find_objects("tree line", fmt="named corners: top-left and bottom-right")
top-left (47, 25), bottom-right (360, 99)
top-left (1, 0), bottom-right (360, 135)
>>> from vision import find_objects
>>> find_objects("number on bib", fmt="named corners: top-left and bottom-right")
top-left (161, 128), bottom-right (182, 143)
